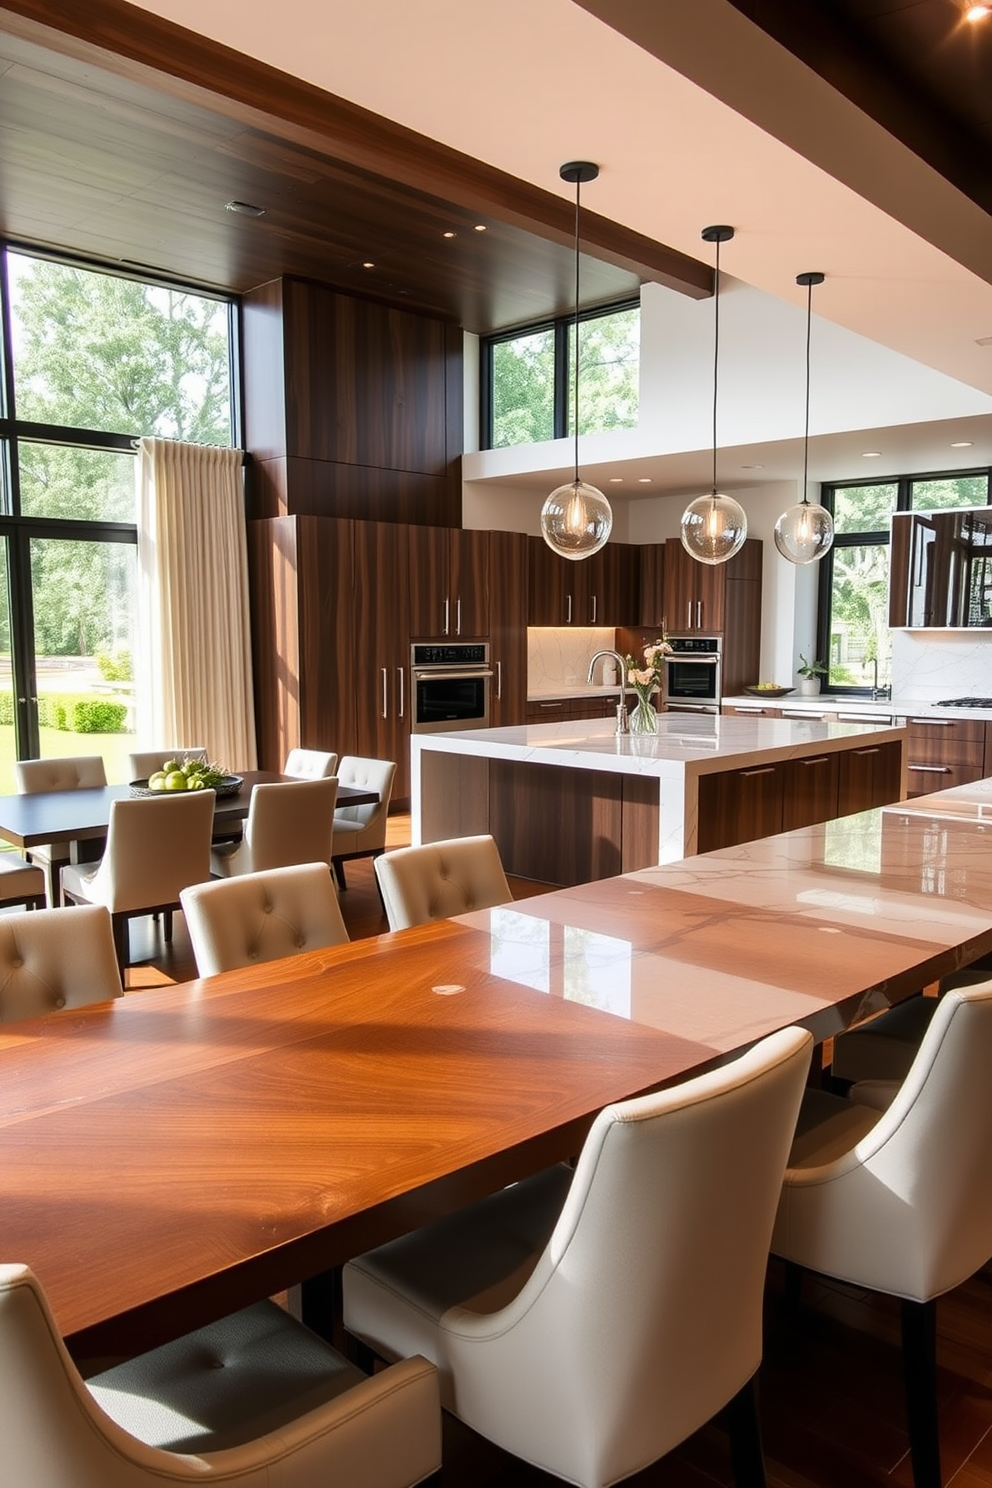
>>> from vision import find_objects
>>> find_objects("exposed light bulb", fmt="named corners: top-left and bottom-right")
top-left (541, 480), bottom-right (613, 560)
top-left (680, 491), bottom-right (748, 565)
top-left (774, 500), bottom-right (834, 564)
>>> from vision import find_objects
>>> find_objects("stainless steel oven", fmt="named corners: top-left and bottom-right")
top-left (663, 635), bottom-right (722, 710)
top-left (411, 643), bottom-right (492, 732)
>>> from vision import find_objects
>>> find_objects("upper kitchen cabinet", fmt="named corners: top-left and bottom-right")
top-left (638, 543), bottom-right (666, 628)
top-left (527, 538), bottom-right (640, 626)
top-left (889, 508), bottom-right (992, 627)
top-left (408, 527), bottom-right (490, 638)
top-left (242, 276), bottom-right (462, 528)
top-left (664, 537), bottom-right (762, 634)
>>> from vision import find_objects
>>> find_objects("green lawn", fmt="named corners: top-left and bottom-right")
top-left (0, 725), bottom-right (134, 795)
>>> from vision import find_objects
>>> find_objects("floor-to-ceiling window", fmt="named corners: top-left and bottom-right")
top-left (0, 247), bottom-right (236, 787)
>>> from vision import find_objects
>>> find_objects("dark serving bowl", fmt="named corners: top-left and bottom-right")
top-left (742, 686), bottom-right (795, 700)
top-left (129, 774), bottom-right (244, 798)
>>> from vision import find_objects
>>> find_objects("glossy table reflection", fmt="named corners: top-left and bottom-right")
top-left (3, 790), bottom-right (992, 1360)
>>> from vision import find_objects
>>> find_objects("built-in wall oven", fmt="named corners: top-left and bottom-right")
top-left (411, 643), bottom-right (492, 732)
top-left (663, 635), bottom-right (722, 712)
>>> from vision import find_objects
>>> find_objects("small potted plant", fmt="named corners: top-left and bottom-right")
top-left (797, 653), bottom-right (828, 696)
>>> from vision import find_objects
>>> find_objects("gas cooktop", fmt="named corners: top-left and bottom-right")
top-left (936, 697), bottom-right (992, 708)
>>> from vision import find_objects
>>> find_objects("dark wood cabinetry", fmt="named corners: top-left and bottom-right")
top-left (409, 527), bottom-right (489, 639)
top-left (638, 543), bottom-right (666, 628)
top-left (663, 537), bottom-right (762, 637)
top-left (528, 537), bottom-right (640, 626)
top-left (489, 532), bottom-right (528, 728)
top-left (904, 716), bottom-right (987, 797)
top-left (353, 521), bottom-right (412, 801)
top-left (525, 696), bottom-right (617, 724)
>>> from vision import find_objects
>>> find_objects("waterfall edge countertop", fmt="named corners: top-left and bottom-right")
top-left (411, 715), bottom-right (907, 870)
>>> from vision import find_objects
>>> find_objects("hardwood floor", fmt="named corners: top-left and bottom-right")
top-left (123, 821), bottom-right (992, 1488)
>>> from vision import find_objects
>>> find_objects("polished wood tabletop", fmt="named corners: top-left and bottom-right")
top-left (2, 786), bottom-right (991, 1360)
top-left (0, 770), bottom-right (379, 851)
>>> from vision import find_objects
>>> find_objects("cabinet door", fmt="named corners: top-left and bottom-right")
top-left (354, 521), bottom-right (412, 801)
top-left (449, 529), bottom-right (489, 638)
top-left (696, 762), bottom-right (783, 852)
top-left (587, 543), bottom-right (640, 626)
top-left (408, 525), bottom-right (449, 638)
top-left (639, 544), bottom-right (666, 628)
top-left (489, 531), bottom-right (528, 726)
top-left (528, 537), bottom-right (569, 625)
top-left (781, 753), bottom-right (839, 832)
top-left (837, 741), bottom-right (903, 816)
top-left (664, 540), bottom-right (726, 632)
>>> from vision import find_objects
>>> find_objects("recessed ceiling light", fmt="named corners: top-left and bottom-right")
top-left (225, 200), bottom-right (265, 217)
top-left (609, 477), bottom-right (623, 484)
top-left (966, 3), bottom-right (991, 21)
top-left (362, 261), bottom-right (375, 269)
top-left (862, 451), bottom-right (882, 458)
top-left (740, 463), bottom-right (765, 470)
top-left (637, 477), bottom-right (652, 484)
top-left (443, 231), bottom-right (456, 239)
top-left (950, 441), bottom-right (974, 448)
top-left (474, 224), bottom-right (487, 232)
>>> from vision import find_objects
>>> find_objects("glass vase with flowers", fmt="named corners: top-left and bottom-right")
top-left (624, 639), bottom-right (672, 734)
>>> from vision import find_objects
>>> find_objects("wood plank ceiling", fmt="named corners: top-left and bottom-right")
top-left (0, 0), bottom-right (711, 332)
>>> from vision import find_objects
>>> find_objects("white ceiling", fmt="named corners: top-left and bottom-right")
top-left (120, 0), bottom-right (992, 492)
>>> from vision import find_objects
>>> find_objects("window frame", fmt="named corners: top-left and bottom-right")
top-left (480, 296), bottom-right (640, 450)
top-left (816, 466), bottom-right (992, 696)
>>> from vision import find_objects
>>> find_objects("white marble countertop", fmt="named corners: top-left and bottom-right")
top-left (722, 694), bottom-right (992, 721)
top-left (412, 713), bottom-right (906, 782)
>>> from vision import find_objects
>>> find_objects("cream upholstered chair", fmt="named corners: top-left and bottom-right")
top-left (284, 747), bottom-right (339, 780)
top-left (0, 904), bottom-right (122, 1021)
top-left (15, 754), bottom-right (107, 906)
top-left (0, 1264), bottom-right (440, 1488)
top-left (344, 1026), bottom-right (813, 1488)
top-left (829, 962), bottom-right (990, 1084)
top-left (181, 863), bottom-right (348, 976)
top-left (128, 747), bottom-right (208, 781)
top-left (210, 778), bottom-right (338, 879)
top-left (331, 756), bottom-right (395, 889)
top-left (772, 981), bottom-right (992, 1488)
top-left (374, 834), bottom-right (510, 932)
top-left (0, 854), bottom-right (46, 915)
top-left (61, 790), bottom-right (215, 974)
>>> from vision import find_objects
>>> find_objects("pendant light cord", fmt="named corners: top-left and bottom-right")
top-left (802, 275), bottom-right (812, 508)
top-left (711, 236), bottom-right (721, 496)
top-left (572, 178), bottom-right (581, 487)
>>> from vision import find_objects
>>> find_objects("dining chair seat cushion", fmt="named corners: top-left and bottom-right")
top-left (0, 854), bottom-right (46, 909)
top-left (0, 1263), bottom-right (441, 1488)
top-left (830, 994), bottom-right (939, 1084)
top-left (88, 1300), bottom-right (373, 1453)
top-left (180, 863), bottom-right (348, 976)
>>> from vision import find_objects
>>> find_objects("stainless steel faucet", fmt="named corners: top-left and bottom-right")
top-left (870, 657), bottom-right (891, 702)
top-left (588, 650), bottom-right (630, 734)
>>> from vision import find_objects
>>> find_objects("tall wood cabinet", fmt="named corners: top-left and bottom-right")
top-left (527, 537), bottom-right (640, 626)
top-left (353, 522), bottom-right (412, 800)
top-left (408, 527), bottom-right (489, 639)
top-left (489, 532), bottom-right (529, 727)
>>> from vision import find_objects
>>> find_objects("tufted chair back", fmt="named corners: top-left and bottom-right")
top-left (333, 757), bottom-right (395, 837)
top-left (211, 778), bottom-right (338, 878)
top-left (374, 834), bottom-right (511, 931)
top-left (0, 905), bottom-right (122, 1022)
top-left (15, 756), bottom-right (107, 793)
top-left (284, 748), bottom-right (339, 781)
top-left (128, 748), bottom-right (207, 782)
top-left (181, 863), bottom-right (349, 976)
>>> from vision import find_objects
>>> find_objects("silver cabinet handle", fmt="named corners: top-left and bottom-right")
top-left (741, 766), bottom-right (776, 777)
top-left (397, 667), bottom-right (404, 718)
top-left (539, 700), bottom-right (564, 709)
top-left (591, 594), bottom-right (597, 624)
top-left (443, 598), bottom-right (450, 636)
top-left (496, 660), bottom-right (503, 701)
top-left (686, 601), bottom-right (692, 629)
top-left (909, 718), bottom-right (952, 726)
top-left (800, 756), bottom-right (829, 767)
top-left (908, 764), bottom-right (951, 773)
top-left (456, 597), bottom-right (462, 636)
top-left (696, 600), bottom-right (702, 627)
top-left (566, 594), bottom-right (573, 624)
top-left (853, 747), bottom-right (880, 756)
top-left (381, 668), bottom-right (389, 719)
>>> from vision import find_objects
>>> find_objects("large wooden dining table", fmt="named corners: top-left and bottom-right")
top-left (2, 785), bottom-right (991, 1362)
top-left (0, 770), bottom-right (379, 858)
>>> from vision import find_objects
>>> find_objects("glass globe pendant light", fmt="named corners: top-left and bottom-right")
top-left (680, 225), bottom-right (747, 566)
top-left (774, 271), bottom-right (835, 564)
top-left (540, 162), bottom-right (613, 561)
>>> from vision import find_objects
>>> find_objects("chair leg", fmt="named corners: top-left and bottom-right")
top-left (902, 1298), bottom-right (942, 1488)
top-left (333, 857), bottom-right (347, 891)
top-left (163, 908), bottom-right (174, 942)
top-left (726, 1376), bottom-right (768, 1488)
top-left (110, 913), bottom-right (129, 978)
top-left (372, 849), bottom-right (386, 910)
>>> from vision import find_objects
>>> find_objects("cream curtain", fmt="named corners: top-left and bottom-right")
top-left (136, 438), bottom-right (257, 772)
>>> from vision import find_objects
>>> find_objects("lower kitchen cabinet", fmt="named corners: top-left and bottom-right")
top-left (904, 715), bottom-right (986, 797)
top-left (697, 761), bottom-right (783, 853)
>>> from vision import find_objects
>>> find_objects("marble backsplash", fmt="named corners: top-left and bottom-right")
top-left (527, 627), bottom-right (618, 692)
top-left (891, 630), bottom-right (992, 699)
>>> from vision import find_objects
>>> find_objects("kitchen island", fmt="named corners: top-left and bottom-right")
top-left (411, 713), bottom-right (907, 884)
